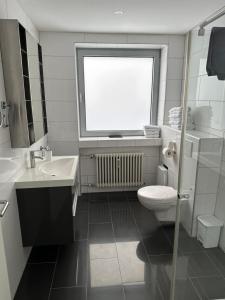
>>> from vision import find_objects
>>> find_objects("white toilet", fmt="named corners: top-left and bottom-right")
top-left (137, 165), bottom-right (178, 222)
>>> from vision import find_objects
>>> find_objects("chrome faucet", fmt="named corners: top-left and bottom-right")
top-left (30, 148), bottom-right (44, 168)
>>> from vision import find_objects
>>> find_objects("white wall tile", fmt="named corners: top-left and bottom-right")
top-left (27, 55), bottom-right (40, 79)
top-left (30, 78), bottom-right (41, 100)
top-left (45, 79), bottom-right (76, 101)
top-left (209, 101), bottom-right (225, 130)
top-left (48, 122), bottom-right (78, 142)
top-left (198, 138), bottom-right (223, 168)
top-left (46, 101), bottom-right (76, 122)
top-left (196, 167), bottom-right (220, 194)
top-left (84, 33), bottom-right (127, 43)
top-left (41, 32), bottom-right (85, 56)
top-left (198, 75), bottom-right (225, 101)
top-left (49, 140), bottom-right (79, 155)
top-left (167, 58), bottom-right (184, 80)
top-left (43, 56), bottom-right (76, 79)
top-left (190, 30), bottom-right (204, 55)
top-left (127, 34), bottom-right (169, 44)
top-left (168, 35), bottom-right (185, 58)
top-left (143, 172), bottom-right (156, 185)
top-left (192, 101), bottom-right (211, 128)
top-left (143, 156), bottom-right (159, 174)
top-left (166, 79), bottom-right (182, 101)
top-left (187, 77), bottom-right (200, 101)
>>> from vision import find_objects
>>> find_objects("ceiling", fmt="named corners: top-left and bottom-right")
top-left (18, 0), bottom-right (225, 34)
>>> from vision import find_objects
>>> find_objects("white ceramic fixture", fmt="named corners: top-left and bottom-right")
top-left (137, 165), bottom-right (178, 221)
top-left (15, 156), bottom-right (79, 189)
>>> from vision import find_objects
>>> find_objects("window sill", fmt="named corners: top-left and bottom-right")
top-left (79, 136), bottom-right (162, 148)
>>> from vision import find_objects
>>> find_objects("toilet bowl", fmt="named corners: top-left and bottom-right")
top-left (137, 165), bottom-right (178, 222)
top-left (137, 185), bottom-right (177, 221)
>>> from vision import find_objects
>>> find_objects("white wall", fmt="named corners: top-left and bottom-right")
top-left (40, 32), bottom-right (185, 156)
top-left (0, 0), bottom-right (47, 297)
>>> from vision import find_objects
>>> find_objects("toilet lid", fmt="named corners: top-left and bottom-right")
top-left (138, 186), bottom-right (177, 205)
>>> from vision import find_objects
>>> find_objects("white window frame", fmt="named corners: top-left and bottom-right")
top-left (76, 47), bottom-right (161, 137)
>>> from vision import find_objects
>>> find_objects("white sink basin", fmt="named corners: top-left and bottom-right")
top-left (39, 157), bottom-right (76, 177)
top-left (15, 156), bottom-right (79, 189)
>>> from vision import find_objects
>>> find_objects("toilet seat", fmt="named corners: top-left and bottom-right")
top-left (138, 186), bottom-right (177, 205)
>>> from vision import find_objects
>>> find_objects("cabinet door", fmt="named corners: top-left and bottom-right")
top-left (17, 187), bottom-right (74, 246)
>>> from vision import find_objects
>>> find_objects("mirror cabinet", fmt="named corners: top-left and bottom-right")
top-left (0, 20), bottom-right (47, 147)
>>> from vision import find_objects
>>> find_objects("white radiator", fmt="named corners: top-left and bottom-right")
top-left (96, 153), bottom-right (144, 188)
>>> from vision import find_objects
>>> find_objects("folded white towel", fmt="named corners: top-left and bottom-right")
top-left (169, 112), bottom-right (182, 117)
top-left (169, 115), bottom-right (182, 119)
top-left (170, 124), bottom-right (182, 130)
top-left (169, 106), bottom-right (183, 113)
top-left (169, 120), bottom-right (182, 125)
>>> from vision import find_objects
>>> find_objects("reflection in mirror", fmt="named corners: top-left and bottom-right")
top-left (26, 31), bottom-right (45, 142)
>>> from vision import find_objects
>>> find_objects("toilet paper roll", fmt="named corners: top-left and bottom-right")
top-left (162, 147), bottom-right (173, 158)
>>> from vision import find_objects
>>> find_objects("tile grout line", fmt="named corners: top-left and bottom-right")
top-left (204, 250), bottom-right (225, 278)
top-left (47, 246), bottom-right (60, 300)
top-left (127, 198), bottom-right (169, 299)
top-left (188, 277), bottom-right (204, 300)
top-left (109, 193), bottom-right (127, 300)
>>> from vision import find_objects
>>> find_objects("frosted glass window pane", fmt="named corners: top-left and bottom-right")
top-left (84, 57), bottom-right (153, 131)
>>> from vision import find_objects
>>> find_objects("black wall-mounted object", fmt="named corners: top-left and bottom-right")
top-left (16, 186), bottom-right (74, 246)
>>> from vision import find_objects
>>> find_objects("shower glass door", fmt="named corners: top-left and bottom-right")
top-left (171, 13), bottom-right (225, 300)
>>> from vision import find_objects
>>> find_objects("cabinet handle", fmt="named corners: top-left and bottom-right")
top-left (0, 201), bottom-right (9, 217)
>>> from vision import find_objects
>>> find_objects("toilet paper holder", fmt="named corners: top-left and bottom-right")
top-left (162, 141), bottom-right (176, 158)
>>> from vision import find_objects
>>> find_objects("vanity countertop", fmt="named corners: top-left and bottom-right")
top-left (15, 156), bottom-right (79, 189)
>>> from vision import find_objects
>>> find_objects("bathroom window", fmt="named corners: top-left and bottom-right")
top-left (76, 48), bottom-right (160, 137)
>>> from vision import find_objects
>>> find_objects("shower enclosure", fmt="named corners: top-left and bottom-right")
top-left (171, 7), bottom-right (225, 300)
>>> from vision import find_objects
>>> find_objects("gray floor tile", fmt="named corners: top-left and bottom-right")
top-left (14, 263), bottom-right (55, 300)
top-left (143, 228), bottom-right (173, 255)
top-left (88, 258), bottom-right (122, 288)
top-left (52, 241), bottom-right (88, 288)
top-left (186, 252), bottom-right (220, 278)
top-left (117, 240), bottom-right (150, 283)
top-left (174, 279), bottom-right (200, 300)
top-left (74, 210), bottom-right (88, 240)
top-left (89, 200), bottom-right (111, 223)
top-left (205, 247), bottom-right (225, 276)
top-left (124, 283), bottom-right (163, 300)
top-left (191, 276), bottom-right (225, 299)
top-left (88, 223), bottom-right (117, 259)
top-left (111, 209), bottom-right (140, 241)
top-left (50, 287), bottom-right (87, 300)
top-left (87, 286), bottom-right (124, 300)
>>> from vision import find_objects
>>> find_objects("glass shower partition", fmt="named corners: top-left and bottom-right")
top-left (171, 12), bottom-right (225, 300)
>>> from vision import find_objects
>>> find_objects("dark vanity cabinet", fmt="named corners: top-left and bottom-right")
top-left (16, 186), bottom-right (75, 246)
top-left (0, 20), bottom-right (48, 147)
